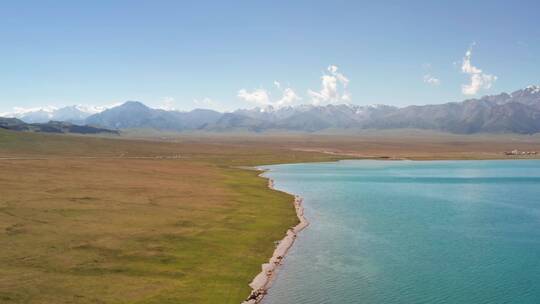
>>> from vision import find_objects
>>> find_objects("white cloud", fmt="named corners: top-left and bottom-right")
top-left (275, 87), bottom-right (301, 107)
top-left (422, 63), bottom-right (440, 86)
top-left (238, 85), bottom-right (301, 108)
top-left (308, 65), bottom-right (351, 105)
top-left (342, 91), bottom-right (351, 102)
top-left (423, 74), bottom-right (440, 86)
top-left (237, 88), bottom-right (271, 106)
top-left (237, 65), bottom-right (349, 108)
top-left (461, 45), bottom-right (497, 95)
top-left (158, 96), bottom-right (176, 110)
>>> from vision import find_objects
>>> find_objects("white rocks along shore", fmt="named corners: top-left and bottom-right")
top-left (242, 170), bottom-right (309, 304)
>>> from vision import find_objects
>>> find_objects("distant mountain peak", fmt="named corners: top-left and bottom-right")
top-left (525, 85), bottom-right (540, 93)
top-left (511, 85), bottom-right (540, 97)
top-left (69, 104), bottom-right (106, 114)
top-left (3, 85), bottom-right (540, 134)
top-left (85, 101), bottom-right (222, 131)
top-left (0, 105), bottom-right (105, 124)
top-left (119, 101), bottom-right (149, 109)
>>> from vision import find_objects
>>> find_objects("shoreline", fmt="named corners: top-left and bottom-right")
top-left (242, 169), bottom-right (309, 304)
top-left (290, 147), bottom-right (540, 161)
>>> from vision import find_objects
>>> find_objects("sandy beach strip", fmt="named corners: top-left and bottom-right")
top-left (242, 169), bottom-right (308, 304)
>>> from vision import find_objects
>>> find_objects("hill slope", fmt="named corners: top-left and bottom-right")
top-left (85, 101), bottom-right (221, 131)
top-left (0, 117), bottom-right (118, 134)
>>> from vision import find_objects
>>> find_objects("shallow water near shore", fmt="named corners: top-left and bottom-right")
top-left (260, 160), bottom-right (540, 304)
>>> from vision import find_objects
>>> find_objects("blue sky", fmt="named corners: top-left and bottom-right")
top-left (1, 0), bottom-right (539, 112)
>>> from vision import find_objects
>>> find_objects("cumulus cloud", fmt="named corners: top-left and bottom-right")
top-left (237, 88), bottom-right (271, 106)
top-left (423, 74), bottom-right (440, 86)
top-left (461, 45), bottom-right (497, 95)
top-left (237, 65), bottom-right (349, 108)
top-left (237, 84), bottom-right (301, 108)
top-left (308, 65), bottom-right (351, 105)
top-left (275, 87), bottom-right (301, 107)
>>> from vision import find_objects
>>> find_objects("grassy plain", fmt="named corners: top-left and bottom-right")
top-left (1, 129), bottom-right (540, 304)
top-left (0, 130), bottom-right (342, 304)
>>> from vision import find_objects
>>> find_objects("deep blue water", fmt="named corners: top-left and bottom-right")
top-left (261, 160), bottom-right (540, 304)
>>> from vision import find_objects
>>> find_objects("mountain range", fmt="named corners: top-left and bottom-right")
top-left (0, 105), bottom-right (103, 124)
top-left (3, 85), bottom-right (540, 134)
top-left (0, 117), bottom-right (118, 135)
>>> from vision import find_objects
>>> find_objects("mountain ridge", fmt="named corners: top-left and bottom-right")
top-left (3, 85), bottom-right (540, 134)
top-left (1, 105), bottom-right (104, 124)
top-left (0, 117), bottom-right (119, 134)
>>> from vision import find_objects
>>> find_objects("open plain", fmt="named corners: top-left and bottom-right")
top-left (1, 129), bottom-right (540, 304)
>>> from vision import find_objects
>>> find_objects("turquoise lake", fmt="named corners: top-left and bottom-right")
top-left (260, 160), bottom-right (540, 304)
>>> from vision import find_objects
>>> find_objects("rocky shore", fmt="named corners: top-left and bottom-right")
top-left (242, 171), bottom-right (308, 304)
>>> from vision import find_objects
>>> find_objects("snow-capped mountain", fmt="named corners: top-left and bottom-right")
top-left (1, 105), bottom-right (105, 124)
top-left (85, 101), bottom-right (222, 130)
top-left (3, 85), bottom-right (540, 134)
top-left (83, 85), bottom-right (540, 134)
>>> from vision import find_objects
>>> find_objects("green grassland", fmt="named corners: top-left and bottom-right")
top-left (2, 129), bottom-right (540, 304)
top-left (0, 129), bottom-right (342, 304)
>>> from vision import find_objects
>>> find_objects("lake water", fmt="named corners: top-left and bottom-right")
top-left (260, 160), bottom-right (540, 304)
